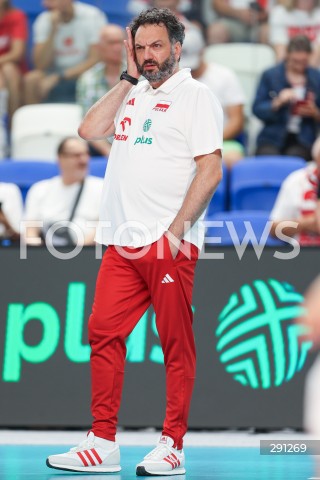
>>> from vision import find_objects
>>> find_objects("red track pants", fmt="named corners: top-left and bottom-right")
top-left (88, 235), bottom-right (199, 449)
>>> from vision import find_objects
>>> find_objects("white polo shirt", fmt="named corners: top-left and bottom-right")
top-left (95, 68), bottom-right (223, 249)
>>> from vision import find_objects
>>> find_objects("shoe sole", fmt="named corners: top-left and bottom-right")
top-left (136, 466), bottom-right (186, 476)
top-left (46, 458), bottom-right (121, 473)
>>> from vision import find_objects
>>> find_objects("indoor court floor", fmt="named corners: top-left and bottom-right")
top-left (1, 431), bottom-right (319, 480)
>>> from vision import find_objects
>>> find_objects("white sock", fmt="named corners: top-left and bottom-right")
top-left (94, 435), bottom-right (116, 449)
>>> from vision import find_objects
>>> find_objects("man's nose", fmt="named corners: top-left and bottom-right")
top-left (144, 46), bottom-right (152, 60)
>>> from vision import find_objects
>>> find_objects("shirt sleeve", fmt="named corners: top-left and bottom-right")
top-left (2, 184), bottom-right (23, 232)
top-left (269, 6), bottom-right (289, 45)
top-left (33, 12), bottom-right (49, 44)
top-left (185, 84), bottom-right (223, 159)
top-left (24, 182), bottom-right (45, 221)
top-left (269, 172), bottom-right (302, 221)
top-left (11, 10), bottom-right (28, 40)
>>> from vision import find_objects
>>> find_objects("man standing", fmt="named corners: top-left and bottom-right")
top-left (46, 7), bottom-right (223, 476)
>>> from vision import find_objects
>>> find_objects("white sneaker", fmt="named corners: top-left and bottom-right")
top-left (136, 435), bottom-right (186, 476)
top-left (46, 431), bottom-right (121, 473)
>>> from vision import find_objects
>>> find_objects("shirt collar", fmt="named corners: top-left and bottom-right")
top-left (143, 68), bottom-right (191, 95)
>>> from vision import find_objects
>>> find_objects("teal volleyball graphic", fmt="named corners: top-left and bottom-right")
top-left (143, 119), bottom-right (152, 132)
top-left (216, 279), bottom-right (312, 389)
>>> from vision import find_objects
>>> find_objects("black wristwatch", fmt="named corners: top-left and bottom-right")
top-left (120, 70), bottom-right (138, 86)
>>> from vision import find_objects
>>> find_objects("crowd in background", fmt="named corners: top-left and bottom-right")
top-left (2, 0), bottom-right (320, 158)
top-left (1, 0), bottom-right (320, 246)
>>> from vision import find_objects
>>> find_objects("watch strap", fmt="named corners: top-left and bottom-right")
top-left (120, 70), bottom-right (138, 86)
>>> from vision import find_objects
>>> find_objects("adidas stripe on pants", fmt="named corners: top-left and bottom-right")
top-left (88, 235), bottom-right (199, 450)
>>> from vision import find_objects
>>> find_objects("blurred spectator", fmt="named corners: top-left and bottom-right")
top-left (0, 0), bottom-right (28, 124)
top-left (76, 24), bottom-right (125, 158)
top-left (23, 0), bottom-right (107, 105)
top-left (128, 0), bottom-right (193, 16)
top-left (270, 0), bottom-right (320, 67)
top-left (0, 181), bottom-right (22, 242)
top-left (270, 135), bottom-right (320, 245)
top-left (252, 35), bottom-right (320, 161)
top-left (180, 32), bottom-right (245, 167)
top-left (207, 0), bottom-right (269, 44)
top-left (24, 136), bottom-right (103, 247)
top-left (201, 0), bottom-right (217, 27)
top-left (128, 0), bottom-right (205, 25)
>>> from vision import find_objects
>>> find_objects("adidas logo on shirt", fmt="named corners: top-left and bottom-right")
top-left (161, 274), bottom-right (174, 284)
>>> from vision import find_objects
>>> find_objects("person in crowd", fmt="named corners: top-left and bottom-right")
top-left (24, 136), bottom-right (103, 247)
top-left (0, 0), bottom-right (28, 124)
top-left (270, 135), bottom-right (320, 245)
top-left (270, 0), bottom-right (320, 67)
top-left (0, 181), bottom-right (22, 242)
top-left (207, 0), bottom-right (269, 44)
top-left (23, 0), bottom-right (107, 105)
top-left (252, 35), bottom-right (320, 161)
top-left (76, 24), bottom-right (125, 157)
top-left (46, 7), bottom-right (222, 476)
top-left (181, 30), bottom-right (245, 167)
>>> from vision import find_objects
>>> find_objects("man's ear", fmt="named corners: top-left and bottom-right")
top-left (174, 41), bottom-right (182, 61)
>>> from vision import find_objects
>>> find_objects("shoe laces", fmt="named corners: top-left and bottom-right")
top-left (145, 443), bottom-right (174, 460)
top-left (70, 431), bottom-right (95, 452)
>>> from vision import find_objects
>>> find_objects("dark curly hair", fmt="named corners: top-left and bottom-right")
top-left (129, 7), bottom-right (185, 46)
top-left (287, 35), bottom-right (312, 54)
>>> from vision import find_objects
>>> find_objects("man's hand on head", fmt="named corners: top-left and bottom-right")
top-left (124, 27), bottom-right (140, 80)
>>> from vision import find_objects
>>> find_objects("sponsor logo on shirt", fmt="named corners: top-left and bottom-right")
top-left (120, 117), bottom-right (131, 132)
top-left (143, 119), bottom-right (152, 132)
top-left (134, 135), bottom-right (153, 145)
top-left (288, 25), bottom-right (320, 43)
top-left (153, 100), bottom-right (172, 112)
top-left (63, 36), bottom-right (74, 46)
top-left (114, 134), bottom-right (128, 141)
top-left (127, 98), bottom-right (135, 106)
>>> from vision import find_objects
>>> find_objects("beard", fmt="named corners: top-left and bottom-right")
top-left (136, 48), bottom-right (177, 84)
